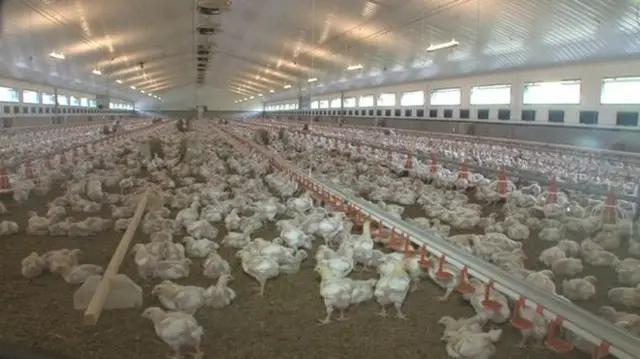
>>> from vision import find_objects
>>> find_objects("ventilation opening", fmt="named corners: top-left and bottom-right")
top-left (197, 57), bottom-right (209, 62)
top-left (198, 6), bottom-right (222, 15)
top-left (198, 27), bottom-right (220, 35)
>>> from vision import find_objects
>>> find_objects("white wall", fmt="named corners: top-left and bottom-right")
top-left (264, 59), bottom-right (640, 127)
top-left (155, 85), bottom-right (263, 111)
top-left (0, 76), bottom-right (98, 102)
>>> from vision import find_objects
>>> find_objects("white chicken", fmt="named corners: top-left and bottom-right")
top-left (182, 236), bottom-right (218, 258)
top-left (315, 264), bottom-right (354, 324)
top-left (141, 307), bottom-right (204, 359)
top-left (374, 261), bottom-right (411, 319)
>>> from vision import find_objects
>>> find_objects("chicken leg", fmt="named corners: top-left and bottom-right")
top-left (337, 308), bottom-right (348, 321)
top-left (167, 346), bottom-right (182, 359)
top-left (318, 306), bottom-right (333, 325)
top-left (376, 306), bottom-right (388, 317)
top-left (394, 303), bottom-right (408, 320)
top-left (190, 344), bottom-right (203, 359)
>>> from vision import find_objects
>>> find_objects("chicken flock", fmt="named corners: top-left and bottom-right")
top-left (231, 120), bottom-right (640, 357)
top-left (1, 118), bottom-right (639, 359)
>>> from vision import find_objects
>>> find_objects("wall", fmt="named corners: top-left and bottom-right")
top-left (265, 59), bottom-right (640, 128)
top-left (260, 59), bottom-right (640, 151)
top-left (154, 85), bottom-right (263, 112)
top-left (161, 110), bottom-right (261, 119)
top-left (0, 76), bottom-right (135, 127)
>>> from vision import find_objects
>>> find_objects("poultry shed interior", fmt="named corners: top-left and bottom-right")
top-left (2, 0), bottom-right (640, 358)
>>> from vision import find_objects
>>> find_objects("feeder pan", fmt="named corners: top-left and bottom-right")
top-left (418, 259), bottom-right (432, 269)
top-left (456, 282), bottom-right (476, 294)
top-left (388, 241), bottom-right (405, 252)
top-left (547, 339), bottom-right (573, 354)
top-left (511, 316), bottom-right (533, 330)
top-left (481, 299), bottom-right (503, 311)
top-left (436, 271), bottom-right (453, 280)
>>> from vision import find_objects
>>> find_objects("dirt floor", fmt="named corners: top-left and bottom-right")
top-left (0, 149), bottom-right (594, 359)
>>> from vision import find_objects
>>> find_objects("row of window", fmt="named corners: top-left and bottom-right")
top-left (265, 77), bottom-right (640, 110)
top-left (2, 116), bottom-right (103, 128)
top-left (1, 104), bottom-right (133, 115)
top-left (266, 108), bottom-right (640, 127)
top-left (0, 86), bottom-right (134, 110)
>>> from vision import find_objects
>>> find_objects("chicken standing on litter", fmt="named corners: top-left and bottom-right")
top-left (141, 307), bottom-right (204, 359)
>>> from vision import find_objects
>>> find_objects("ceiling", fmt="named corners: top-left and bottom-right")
top-left (2, 0), bottom-right (640, 109)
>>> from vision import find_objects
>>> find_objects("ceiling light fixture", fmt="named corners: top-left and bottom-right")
top-left (307, 77), bottom-right (318, 83)
top-left (283, 85), bottom-right (291, 89)
top-left (426, 39), bottom-right (459, 52)
top-left (250, 96), bottom-right (255, 99)
top-left (141, 90), bottom-right (145, 93)
top-left (49, 51), bottom-right (65, 60)
top-left (91, 69), bottom-right (102, 75)
top-left (116, 79), bottom-right (123, 84)
top-left (347, 64), bottom-right (363, 70)
top-left (130, 86), bottom-right (136, 89)
top-left (258, 93), bottom-right (263, 97)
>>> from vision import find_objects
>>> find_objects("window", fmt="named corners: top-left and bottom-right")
top-left (22, 107), bottom-right (28, 114)
top-left (377, 93), bottom-right (396, 107)
top-left (523, 80), bottom-right (581, 105)
top-left (548, 110), bottom-right (565, 123)
top-left (319, 100), bottom-right (329, 108)
top-left (70, 96), bottom-right (80, 106)
top-left (22, 90), bottom-right (39, 104)
top-left (384, 109), bottom-right (391, 116)
top-left (579, 111), bottom-right (598, 125)
top-left (616, 112), bottom-right (638, 127)
top-left (430, 88), bottom-right (461, 106)
top-left (284, 104), bottom-right (290, 110)
top-left (89, 99), bottom-right (97, 107)
top-left (57, 95), bottom-right (68, 106)
top-left (400, 91), bottom-right (424, 106)
top-left (498, 109), bottom-right (511, 120)
top-left (416, 109), bottom-right (424, 117)
top-left (394, 109), bottom-right (401, 116)
top-left (80, 98), bottom-right (88, 107)
top-left (521, 110), bottom-right (536, 122)
top-left (0, 86), bottom-right (19, 103)
top-left (42, 93), bottom-right (55, 105)
top-left (477, 109), bottom-right (490, 119)
top-left (330, 98), bottom-right (341, 108)
top-left (358, 95), bottom-right (374, 107)
top-left (343, 97), bottom-right (356, 108)
top-left (429, 109), bottom-right (438, 118)
top-left (601, 77), bottom-right (640, 104)
top-left (443, 109), bottom-right (453, 118)
top-left (470, 84), bottom-right (511, 105)
top-left (376, 109), bottom-right (382, 116)
top-left (459, 109), bottom-right (470, 119)
top-left (404, 109), bottom-right (412, 117)
top-left (348, 110), bottom-right (353, 115)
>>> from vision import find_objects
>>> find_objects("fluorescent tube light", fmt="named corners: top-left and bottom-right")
top-left (426, 39), bottom-right (459, 52)
top-left (130, 86), bottom-right (136, 89)
top-left (91, 69), bottom-right (102, 75)
top-left (308, 77), bottom-right (318, 83)
top-left (283, 85), bottom-right (291, 89)
top-left (116, 79), bottom-right (123, 84)
top-left (347, 64), bottom-right (363, 70)
top-left (49, 51), bottom-right (65, 60)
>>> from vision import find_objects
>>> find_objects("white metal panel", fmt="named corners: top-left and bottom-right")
top-left (267, 59), bottom-right (640, 126)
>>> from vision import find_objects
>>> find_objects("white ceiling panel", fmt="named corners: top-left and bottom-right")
top-left (1, 0), bottom-right (639, 108)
